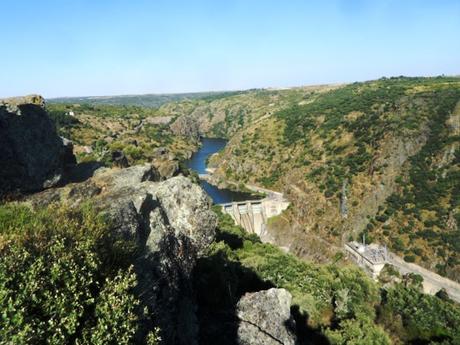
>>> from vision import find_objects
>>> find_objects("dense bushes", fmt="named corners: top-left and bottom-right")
top-left (377, 87), bottom-right (460, 273)
top-left (48, 109), bottom-right (80, 137)
top-left (198, 208), bottom-right (460, 344)
top-left (378, 287), bottom-right (460, 343)
top-left (275, 77), bottom-right (460, 199)
top-left (0, 203), bottom-right (159, 344)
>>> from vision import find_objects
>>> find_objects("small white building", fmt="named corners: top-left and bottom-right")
top-left (345, 241), bottom-right (388, 279)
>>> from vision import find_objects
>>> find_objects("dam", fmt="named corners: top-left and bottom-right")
top-left (185, 137), bottom-right (290, 237)
top-left (220, 194), bottom-right (290, 237)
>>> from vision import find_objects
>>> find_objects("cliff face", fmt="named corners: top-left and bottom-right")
top-left (0, 95), bottom-right (75, 197)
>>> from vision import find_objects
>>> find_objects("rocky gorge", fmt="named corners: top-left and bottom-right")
top-left (0, 96), bottom-right (298, 345)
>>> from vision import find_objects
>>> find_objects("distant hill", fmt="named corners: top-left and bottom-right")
top-left (48, 90), bottom-right (250, 108)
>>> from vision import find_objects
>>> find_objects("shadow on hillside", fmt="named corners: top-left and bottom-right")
top-left (215, 230), bottom-right (246, 250)
top-left (408, 336), bottom-right (452, 345)
top-left (64, 161), bottom-right (103, 184)
top-left (193, 246), bottom-right (331, 345)
top-left (291, 305), bottom-right (330, 345)
top-left (193, 252), bottom-right (271, 345)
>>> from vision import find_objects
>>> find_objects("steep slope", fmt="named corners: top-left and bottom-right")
top-left (168, 85), bottom-right (339, 139)
top-left (176, 77), bottom-right (460, 281)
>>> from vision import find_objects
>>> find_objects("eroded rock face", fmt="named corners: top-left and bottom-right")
top-left (236, 288), bottom-right (296, 345)
top-left (27, 164), bottom-right (217, 345)
top-left (0, 95), bottom-right (76, 197)
top-left (170, 115), bottom-right (201, 140)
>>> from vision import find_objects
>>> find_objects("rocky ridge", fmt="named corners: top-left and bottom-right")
top-left (28, 164), bottom-right (217, 344)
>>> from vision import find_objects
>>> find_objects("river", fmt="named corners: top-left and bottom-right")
top-left (185, 137), bottom-right (256, 204)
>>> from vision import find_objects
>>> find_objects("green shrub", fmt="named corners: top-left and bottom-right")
top-left (403, 255), bottom-right (416, 263)
top-left (0, 203), bottom-right (159, 345)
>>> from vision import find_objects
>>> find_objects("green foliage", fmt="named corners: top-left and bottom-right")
top-left (379, 286), bottom-right (460, 343)
top-left (0, 203), bottom-right (159, 344)
top-left (274, 77), bottom-right (460, 200)
top-left (403, 254), bottom-right (416, 263)
top-left (48, 110), bottom-right (80, 132)
top-left (380, 85), bottom-right (460, 271)
top-left (200, 209), bottom-right (390, 343)
top-left (325, 318), bottom-right (391, 345)
top-left (200, 208), bottom-right (460, 344)
top-left (84, 269), bottom-right (160, 345)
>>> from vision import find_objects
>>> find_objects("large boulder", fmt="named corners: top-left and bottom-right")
top-left (236, 288), bottom-right (296, 345)
top-left (151, 147), bottom-right (182, 180)
top-left (27, 164), bottom-right (217, 345)
top-left (0, 95), bottom-right (75, 197)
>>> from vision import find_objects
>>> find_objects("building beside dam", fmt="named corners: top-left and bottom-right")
top-left (345, 241), bottom-right (388, 279)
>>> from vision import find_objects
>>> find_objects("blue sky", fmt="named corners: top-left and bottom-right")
top-left (1, 0), bottom-right (459, 97)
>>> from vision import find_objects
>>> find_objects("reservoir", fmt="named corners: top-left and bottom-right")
top-left (185, 137), bottom-right (256, 204)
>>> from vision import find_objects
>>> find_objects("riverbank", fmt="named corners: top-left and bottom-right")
top-left (184, 138), bottom-right (264, 204)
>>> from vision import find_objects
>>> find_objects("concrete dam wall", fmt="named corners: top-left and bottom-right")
top-left (221, 197), bottom-right (290, 237)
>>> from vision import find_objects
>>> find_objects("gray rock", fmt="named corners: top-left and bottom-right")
top-left (153, 147), bottom-right (168, 157)
top-left (237, 288), bottom-right (296, 345)
top-left (170, 115), bottom-right (201, 140)
top-left (152, 158), bottom-right (181, 180)
top-left (155, 176), bottom-right (216, 253)
top-left (0, 95), bottom-right (76, 197)
top-left (26, 164), bottom-right (217, 345)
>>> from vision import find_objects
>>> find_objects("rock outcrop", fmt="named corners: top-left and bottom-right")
top-left (236, 288), bottom-right (296, 345)
top-left (151, 147), bottom-right (182, 180)
top-left (0, 95), bottom-right (75, 197)
top-left (170, 114), bottom-right (201, 140)
top-left (27, 164), bottom-right (217, 344)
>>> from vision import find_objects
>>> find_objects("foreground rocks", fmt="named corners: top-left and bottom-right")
top-left (236, 288), bottom-right (296, 345)
top-left (0, 95), bottom-right (75, 197)
top-left (28, 164), bottom-right (217, 344)
top-left (2, 94), bottom-right (300, 345)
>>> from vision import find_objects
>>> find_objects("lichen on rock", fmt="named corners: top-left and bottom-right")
top-left (236, 288), bottom-right (296, 345)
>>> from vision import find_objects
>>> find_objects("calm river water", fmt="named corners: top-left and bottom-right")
top-left (185, 137), bottom-right (255, 204)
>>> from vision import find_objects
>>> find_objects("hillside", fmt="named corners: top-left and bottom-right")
top-left (45, 102), bottom-right (199, 178)
top-left (171, 76), bottom-right (460, 282)
top-left (2, 84), bottom-right (460, 344)
top-left (48, 90), bottom-right (249, 108)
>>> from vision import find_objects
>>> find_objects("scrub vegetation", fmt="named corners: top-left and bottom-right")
top-left (194, 208), bottom-right (460, 344)
top-left (0, 203), bottom-right (160, 344)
